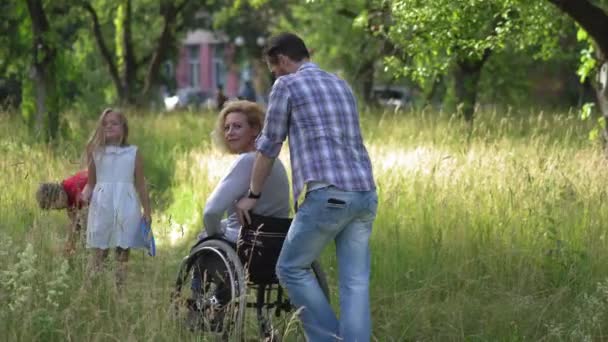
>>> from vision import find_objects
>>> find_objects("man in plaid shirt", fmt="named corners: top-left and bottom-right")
top-left (237, 32), bottom-right (377, 342)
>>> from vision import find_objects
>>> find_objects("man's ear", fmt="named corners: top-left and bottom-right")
top-left (277, 54), bottom-right (288, 66)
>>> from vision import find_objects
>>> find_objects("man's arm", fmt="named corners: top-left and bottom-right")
top-left (236, 78), bottom-right (290, 224)
top-left (250, 152), bottom-right (275, 195)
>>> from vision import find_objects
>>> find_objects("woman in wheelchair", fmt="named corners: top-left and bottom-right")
top-left (199, 100), bottom-right (290, 244)
top-left (176, 100), bottom-right (294, 338)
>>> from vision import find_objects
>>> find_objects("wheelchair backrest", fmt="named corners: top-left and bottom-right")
top-left (238, 213), bottom-right (292, 284)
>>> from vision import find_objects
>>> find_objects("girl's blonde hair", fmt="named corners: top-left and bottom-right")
top-left (212, 100), bottom-right (265, 153)
top-left (84, 108), bottom-right (129, 167)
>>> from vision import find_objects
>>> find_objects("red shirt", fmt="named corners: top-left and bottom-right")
top-left (61, 170), bottom-right (88, 208)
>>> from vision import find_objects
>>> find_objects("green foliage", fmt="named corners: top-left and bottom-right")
top-left (386, 0), bottom-right (568, 86)
top-left (65, 27), bottom-right (115, 115)
top-left (272, 0), bottom-right (392, 98)
top-left (579, 102), bottom-right (603, 143)
top-left (576, 26), bottom-right (597, 83)
top-left (20, 79), bottom-right (36, 128)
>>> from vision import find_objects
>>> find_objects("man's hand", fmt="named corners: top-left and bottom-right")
top-left (236, 197), bottom-right (258, 225)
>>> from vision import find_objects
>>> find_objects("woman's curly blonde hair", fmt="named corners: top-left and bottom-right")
top-left (212, 100), bottom-right (265, 153)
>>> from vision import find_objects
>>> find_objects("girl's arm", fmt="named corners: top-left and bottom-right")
top-left (134, 149), bottom-right (152, 224)
top-left (82, 152), bottom-right (96, 203)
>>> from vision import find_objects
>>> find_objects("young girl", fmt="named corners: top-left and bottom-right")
top-left (81, 108), bottom-right (152, 288)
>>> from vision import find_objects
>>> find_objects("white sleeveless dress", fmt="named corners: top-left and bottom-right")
top-left (87, 145), bottom-right (146, 249)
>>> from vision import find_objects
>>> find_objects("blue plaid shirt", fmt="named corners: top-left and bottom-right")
top-left (256, 62), bottom-right (375, 204)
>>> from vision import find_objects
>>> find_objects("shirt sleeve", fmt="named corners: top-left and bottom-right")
top-left (256, 77), bottom-right (291, 158)
top-left (203, 154), bottom-right (254, 235)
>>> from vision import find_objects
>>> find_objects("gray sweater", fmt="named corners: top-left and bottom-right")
top-left (203, 152), bottom-right (291, 241)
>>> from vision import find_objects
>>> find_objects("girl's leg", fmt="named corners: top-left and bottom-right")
top-left (88, 248), bottom-right (109, 274)
top-left (83, 248), bottom-right (109, 289)
top-left (115, 247), bottom-right (130, 289)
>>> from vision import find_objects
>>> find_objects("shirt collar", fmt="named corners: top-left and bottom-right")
top-left (297, 61), bottom-right (317, 72)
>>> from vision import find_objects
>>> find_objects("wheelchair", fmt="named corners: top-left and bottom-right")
top-left (172, 213), bottom-right (330, 341)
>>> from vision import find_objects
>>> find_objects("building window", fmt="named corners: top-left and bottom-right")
top-left (212, 43), bottom-right (226, 88)
top-left (187, 45), bottom-right (200, 88)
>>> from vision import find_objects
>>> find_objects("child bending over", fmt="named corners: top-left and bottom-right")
top-left (36, 170), bottom-right (89, 256)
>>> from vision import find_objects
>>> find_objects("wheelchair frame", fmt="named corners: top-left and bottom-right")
top-left (172, 217), bottom-right (329, 341)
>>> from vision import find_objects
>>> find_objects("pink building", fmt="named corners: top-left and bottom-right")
top-left (175, 30), bottom-right (241, 98)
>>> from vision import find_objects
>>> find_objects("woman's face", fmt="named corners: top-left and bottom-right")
top-left (224, 112), bottom-right (258, 154)
top-left (103, 112), bottom-right (124, 144)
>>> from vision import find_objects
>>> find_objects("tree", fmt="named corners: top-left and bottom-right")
top-left (26, 0), bottom-right (57, 137)
top-left (0, 2), bottom-right (29, 108)
top-left (78, 0), bottom-right (209, 105)
top-left (546, 0), bottom-right (608, 143)
top-left (274, 0), bottom-right (400, 102)
top-left (386, 0), bottom-right (567, 122)
top-left (8, 1), bottom-right (82, 140)
top-left (235, 0), bottom-right (399, 103)
top-left (211, 0), bottom-right (303, 100)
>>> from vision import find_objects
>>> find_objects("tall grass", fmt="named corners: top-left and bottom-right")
top-left (1, 107), bottom-right (608, 341)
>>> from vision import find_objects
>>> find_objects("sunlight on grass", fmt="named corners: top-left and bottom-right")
top-left (370, 145), bottom-right (455, 175)
top-left (3, 108), bottom-right (608, 340)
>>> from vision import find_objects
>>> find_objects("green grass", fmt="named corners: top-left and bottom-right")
top-left (2, 107), bottom-right (608, 341)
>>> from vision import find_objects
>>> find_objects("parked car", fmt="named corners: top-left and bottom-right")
top-left (163, 87), bottom-right (211, 111)
top-left (371, 86), bottom-right (411, 111)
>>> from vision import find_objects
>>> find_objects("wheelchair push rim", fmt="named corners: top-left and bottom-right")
top-left (172, 239), bottom-right (247, 341)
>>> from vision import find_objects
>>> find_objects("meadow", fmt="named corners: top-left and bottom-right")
top-left (2, 106), bottom-right (608, 341)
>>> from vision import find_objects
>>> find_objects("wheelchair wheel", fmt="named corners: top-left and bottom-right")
top-left (172, 239), bottom-right (247, 341)
top-left (258, 260), bottom-right (330, 341)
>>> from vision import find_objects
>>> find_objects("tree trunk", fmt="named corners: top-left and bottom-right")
top-left (32, 66), bottom-right (46, 134)
top-left (547, 0), bottom-right (608, 55)
top-left (453, 58), bottom-right (485, 123)
top-left (547, 0), bottom-right (608, 145)
top-left (81, 1), bottom-right (124, 103)
top-left (596, 58), bottom-right (608, 144)
top-left (425, 74), bottom-right (444, 105)
top-left (355, 59), bottom-right (375, 103)
top-left (252, 58), bottom-right (271, 101)
top-left (142, 1), bottom-right (191, 99)
top-left (26, 0), bottom-right (57, 140)
top-left (83, 0), bottom-right (192, 106)
top-left (122, 0), bottom-right (136, 105)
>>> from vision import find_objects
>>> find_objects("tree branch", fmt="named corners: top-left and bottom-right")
top-left (142, 0), bottom-right (193, 96)
top-left (337, 8), bottom-right (358, 19)
top-left (547, 0), bottom-right (608, 58)
top-left (79, 1), bottom-right (122, 94)
top-left (26, 0), bottom-right (55, 67)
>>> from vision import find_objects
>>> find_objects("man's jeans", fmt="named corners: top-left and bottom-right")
top-left (276, 186), bottom-right (378, 342)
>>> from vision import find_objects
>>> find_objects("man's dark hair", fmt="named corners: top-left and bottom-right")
top-left (264, 32), bottom-right (310, 64)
